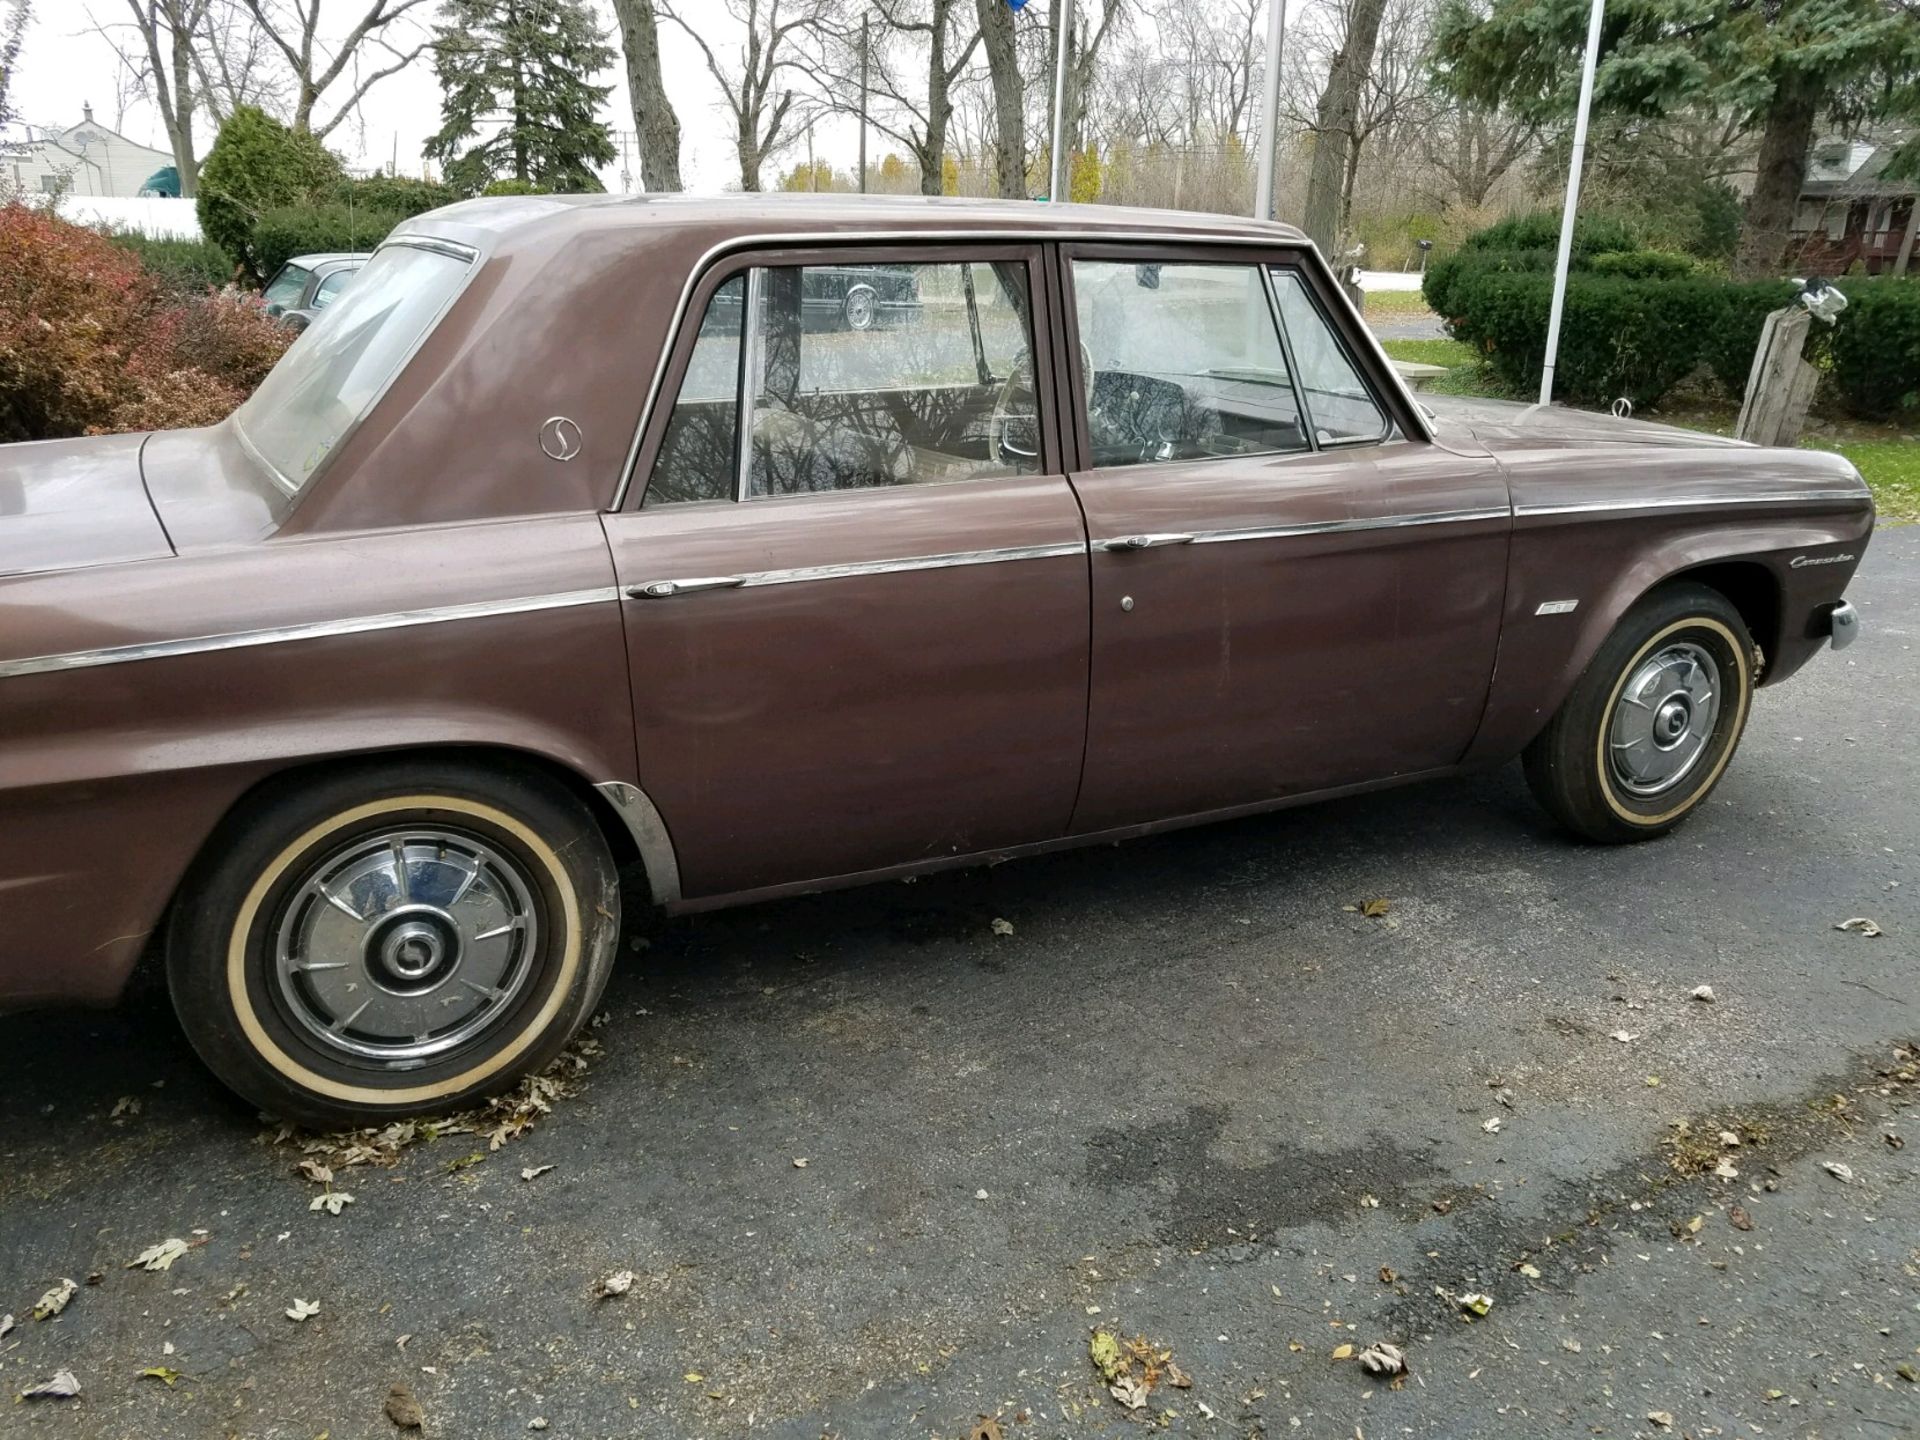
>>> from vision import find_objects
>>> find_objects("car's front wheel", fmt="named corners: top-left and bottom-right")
top-left (1523, 582), bottom-right (1756, 844)
top-left (167, 759), bottom-right (619, 1128)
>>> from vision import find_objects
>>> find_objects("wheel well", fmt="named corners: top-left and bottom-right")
top-left (1669, 561), bottom-right (1782, 676)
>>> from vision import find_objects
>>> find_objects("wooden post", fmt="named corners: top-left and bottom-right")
top-left (1735, 305), bottom-right (1817, 447)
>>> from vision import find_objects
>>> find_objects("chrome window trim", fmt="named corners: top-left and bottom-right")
top-left (0, 587), bottom-right (618, 680)
top-left (609, 225), bottom-right (1406, 512)
top-left (1265, 265), bottom-right (1395, 449)
top-left (733, 265), bottom-right (766, 502)
top-left (634, 541), bottom-right (1086, 596)
top-left (1515, 488), bottom-right (1871, 519)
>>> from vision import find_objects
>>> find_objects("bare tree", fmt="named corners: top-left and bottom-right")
top-left (0, 0), bottom-right (32, 132)
top-left (1042, 0), bottom-right (1131, 162)
top-left (1417, 101), bottom-right (1535, 208)
top-left (191, 0), bottom-right (287, 123)
top-left (661, 0), bottom-right (829, 192)
top-left (973, 0), bottom-right (1024, 196)
top-left (1300, 0), bottom-right (1387, 253)
top-left (111, 0), bottom-right (212, 195)
top-left (237, 0), bottom-right (434, 138)
top-left (609, 0), bottom-right (682, 190)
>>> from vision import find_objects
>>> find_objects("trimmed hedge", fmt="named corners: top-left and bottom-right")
top-left (101, 231), bottom-right (235, 295)
top-left (1427, 215), bottom-right (1920, 418)
top-left (251, 204), bottom-right (404, 278)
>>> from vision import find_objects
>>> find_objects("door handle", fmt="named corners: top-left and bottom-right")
top-left (1100, 533), bottom-right (1196, 551)
top-left (627, 576), bottom-right (747, 599)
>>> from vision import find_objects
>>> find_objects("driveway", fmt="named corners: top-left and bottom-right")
top-left (3, 530), bottom-right (1917, 1439)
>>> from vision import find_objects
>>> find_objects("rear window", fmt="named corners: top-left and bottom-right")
top-left (236, 243), bottom-right (472, 492)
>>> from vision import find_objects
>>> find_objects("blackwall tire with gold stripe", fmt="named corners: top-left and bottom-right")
top-left (1523, 583), bottom-right (1755, 845)
top-left (166, 758), bottom-right (620, 1128)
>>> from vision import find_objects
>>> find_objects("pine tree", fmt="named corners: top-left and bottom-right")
top-left (425, 0), bottom-right (617, 196)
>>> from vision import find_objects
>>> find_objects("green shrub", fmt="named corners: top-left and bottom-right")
top-left (479, 177), bottom-right (550, 196)
top-left (1698, 281), bottom-right (1797, 398)
top-left (196, 105), bottom-right (342, 281)
top-left (101, 230), bottom-right (234, 295)
top-left (1587, 249), bottom-right (1696, 280)
top-left (251, 204), bottom-right (403, 278)
top-left (337, 174), bottom-right (459, 217)
top-left (1830, 279), bottom-right (1920, 420)
top-left (1462, 210), bottom-right (1643, 258)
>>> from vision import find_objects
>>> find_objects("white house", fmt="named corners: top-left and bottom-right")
top-left (3, 104), bottom-right (176, 198)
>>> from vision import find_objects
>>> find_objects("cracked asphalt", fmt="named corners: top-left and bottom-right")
top-left (3, 528), bottom-right (1917, 1440)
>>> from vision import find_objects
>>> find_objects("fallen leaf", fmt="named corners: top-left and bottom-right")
top-left (1896, 1362), bottom-right (1917, 1383)
top-left (1089, 1329), bottom-right (1127, 1384)
top-left (1835, 917), bottom-right (1883, 937)
top-left (1165, 1360), bottom-right (1192, 1389)
top-left (520, 1165), bottom-right (555, 1182)
top-left (990, 917), bottom-right (1015, 936)
top-left (139, 1366), bottom-right (182, 1386)
top-left (975, 1188), bottom-right (990, 1201)
top-left (0, 1313), bottom-right (12, 1340)
top-left (683, 1372), bottom-right (704, 1383)
top-left (1378, 1266), bottom-right (1397, 1284)
top-left (1609, 1030), bottom-right (1638, 1044)
top-left (792, 1157), bottom-right (809, 1169)
top-left (1885, 1132), bottom-right (1904, 1150)
top-left (1822, 1160), bottom-right (1855, 1184)
top-left (1718, 1129), bottom-right (1741, 1148)
top-left (529, 1420), bottom-right (549, 1431)
top-left (32, 1277), bottom-right (78, 1320)
top-left (1358, 897), bottom-right (1391, 918)
top-left (1109, 1376), bottom-right (1149, 1410)
top-left (297, 1159), bottom-right (334, 1185)
top-left (1331, 1343), bottom-right (1354, 1360)
top-left (285, 1298), bottom-right (320, 1322)
top-left (1458, 1292), bottom-right (1493, 1316)
top-left (111, 1096), bottom-right (141, 1118)
top-left (126, 1238), bottom-right (190, 1271)
top-left (1729, 1205), bottom-right (1754, 1231)
top-left (1516, 1262), bottom-right (1541, 1279)
top-left (968, 1419), bottom-right (1006, 1440)
top-left (1357, 1341), bottom-right (1406, 1377)
top-left (1481, 1117), bottom-right (1502, 1134)
top-left (384, 1381), bottom-right (425, 1429)
top-left (596, 1269), bottom-right (636, 1300)
top-left (1645, 1075), bottom-right (1662, 1087)
top-left (1359, 1192), bottom-right (1380, 1207)
top-left (1647, 1411), bottom-right (1674, 1429)
top-left (19, 1369), bottom-right (81, 1401)
top-left (1689, 985), bottom-right (1716, 1003)
top-left (309, 1190), bottom-right (356, 1215)
top-left (1561, 1338), bottom-right (1582, 1354)
top-left (1713, 1159), bottom-right (1739, 1180)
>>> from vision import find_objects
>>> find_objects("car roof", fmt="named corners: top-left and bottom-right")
top-left (391, 192), bottom-right (1312, 260)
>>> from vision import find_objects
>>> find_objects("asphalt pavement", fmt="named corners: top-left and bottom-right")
top-left (3, 528), bottom-right (1917, 1440)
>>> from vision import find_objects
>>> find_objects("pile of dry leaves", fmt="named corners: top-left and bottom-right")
top-left (1088, 1328), bottom-right (1191, 1411)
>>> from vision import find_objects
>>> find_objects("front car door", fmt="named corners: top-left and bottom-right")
top-left (1060, 243), bottom-right (1512, 833)
top-left (602, 243), bottom-right (1090, 903)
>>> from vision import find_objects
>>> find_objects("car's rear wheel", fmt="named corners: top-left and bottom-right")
top-left (842, 283), bottom-right (878, 330)
top-left (1523, 583), bottom-right (1755, 844)
top-left (167, 758), bottom-right (619, 1128)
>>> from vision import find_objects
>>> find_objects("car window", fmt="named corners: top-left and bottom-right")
top-left (1267, 269), bottom-right (1390, 445)
top-left (235, 243), bottom-right (472, 491)
top-left (746, 260), bottom-right (1039, 499)
top-left (263, 264), bottom-right (312, 312)
top-left (1069, 259), bottom-right (1308, 469)
top-left (311, 269), bottom-right (355, 310)
top-left (644, 275), bottom-right (746, 507)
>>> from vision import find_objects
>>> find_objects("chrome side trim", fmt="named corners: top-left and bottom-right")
top-left (1182, 507), bottom-right (1510, 547)
top-left (610, 223), bottom-right (1364, 511)
top-left (1515, 488), bottom-right (1871, 519)
top-left (592, 781), bottom-right (683, 906)
top-left (631, 541), bottom-right (1085, 596)
top-left (0, 587), bottom-right (619, 680)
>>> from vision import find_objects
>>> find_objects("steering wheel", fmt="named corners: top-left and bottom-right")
top-left (989, 345), bottom-right (1095, 467)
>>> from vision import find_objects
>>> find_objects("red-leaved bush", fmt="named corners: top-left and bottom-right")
top-left (0, 199), bottom-right (289, 443)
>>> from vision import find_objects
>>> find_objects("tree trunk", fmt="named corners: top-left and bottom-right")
top-left (739, 118), bottom-right (762, 192)
top-left (975, 0), bottom-right (1025, 199)
top-left (166, 7), bottom-right (200, 196)
top-left (610, 0), bottom-right (682, 190)
top-left (1301, 0), bottom-right (1386, 255)
top-left (920, 0), bottom-right (952, 196)
top-left (1734, 71), bottom-right (1820, 282)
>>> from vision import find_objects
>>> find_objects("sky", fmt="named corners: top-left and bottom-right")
top-left (9, 1), bottom-right (868, 193)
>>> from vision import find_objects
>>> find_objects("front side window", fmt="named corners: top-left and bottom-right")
top-left (1069, 259), bottom-right (1308, 468)
top-left (236, 242), bottom-right (472, 491)
top-left (1268, 269), bottom-right (1390, 446)
top-left (263, 264), bottom-right (312, 313)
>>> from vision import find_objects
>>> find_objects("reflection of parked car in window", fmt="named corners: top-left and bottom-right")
top-left (708, 261), bottom-right (923, 331)
top-left (0, 195), bottom-right (1872, 1128)
top-left (259, 252), bottom-right (368, 332)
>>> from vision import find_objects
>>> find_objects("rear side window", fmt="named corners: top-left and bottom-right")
top-left (1268, 269), bottom-right (1390, 445)
top-left (1068, 259), bottom-right (1308, 468)
top-left (641, 258), bottom-right (1041, 505)
top-left (311, 269), bottom-right (355, 310)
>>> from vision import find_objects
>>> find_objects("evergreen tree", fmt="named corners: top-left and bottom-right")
top-left (1431, 0), bottom-right (1920, 279)
top-left (425, 0), bottom-right (617, 196)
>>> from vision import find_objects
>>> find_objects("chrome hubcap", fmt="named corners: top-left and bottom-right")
top-left (845, 287), bottom-right (876, 328)
top-left (272, 828), bottom-right (540, 1066)
top-left (1608, 641), bottom-right (1722, 798)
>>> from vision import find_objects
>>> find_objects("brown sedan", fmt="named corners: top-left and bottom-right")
top-left (0, 196), bottom-right (1871, 1125)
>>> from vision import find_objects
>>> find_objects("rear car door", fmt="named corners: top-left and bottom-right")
top-left (602, 244), bottom-right (1090, 901)
top-left (1060, 245), bottom-right (1512, 833)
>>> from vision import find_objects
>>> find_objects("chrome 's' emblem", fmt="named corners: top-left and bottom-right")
top-left (539, 416), bottom-right (583, 462)
top-left (1790, 552), bottom-right (1855, 568)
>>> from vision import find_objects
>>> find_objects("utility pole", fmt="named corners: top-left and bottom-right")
top-left (1539, 0), bottom-right (1605, 406)
top-left (858, 13), bottom-right (870, 194)
top-left (1252, 0), bottom-right (1286, 221)
top-left (1047, 0), bottom-right (1074, 202)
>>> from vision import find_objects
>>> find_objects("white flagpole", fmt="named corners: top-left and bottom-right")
top-left (1049, 0), bottom-right (1075, 202)
top-left (1253, 0), bottom-right (1287, 221)
top-left (1539, 0), bottom-right (1606, 406)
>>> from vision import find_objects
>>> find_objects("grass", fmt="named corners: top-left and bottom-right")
top-left (1372, 341), bottom-right (1918, 523)
top-left (1361, 288), bottom-right (1435, 320)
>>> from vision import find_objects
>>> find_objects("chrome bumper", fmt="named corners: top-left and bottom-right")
top-left (1829, 599), bottom-right (1859, 651)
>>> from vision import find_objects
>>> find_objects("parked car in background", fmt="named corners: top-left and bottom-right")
top-left (259, 251), bottom-right (368, 332)
top-left (0, 195), bottom-right (1871, 1127)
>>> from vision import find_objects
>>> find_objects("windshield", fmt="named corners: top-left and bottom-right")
top-left (236, 242), bottom-right (473, 491)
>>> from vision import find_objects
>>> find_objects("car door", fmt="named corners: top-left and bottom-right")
top-left (1060, 244), bottom-right (1512, 834)
top-left (601, 243), bottom-right (1090, 902)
